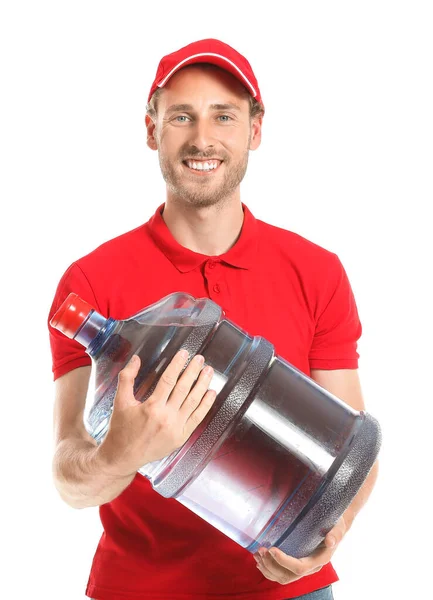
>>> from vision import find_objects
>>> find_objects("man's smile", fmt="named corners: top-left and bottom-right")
top-left (182, 159), bottom-right (223, 174)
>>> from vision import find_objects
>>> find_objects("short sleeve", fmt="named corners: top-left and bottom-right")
top-left (308, 254), bottom-right (362, 370)
top-left (48, 262), bottom-right (100, 380)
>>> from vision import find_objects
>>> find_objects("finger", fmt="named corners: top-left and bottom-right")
top-left (324, 516), bottom-right (346, 549)
top-left (151, 349), bottom-right (189, 403)
top-left (114, 355), bottom-right (141, 410)
top-left (259, 549), bottom-right (300, 584)
top-left (324, 533), bottom-right (337, 550)
top-left (256, 561), bottom-right (280, 582)
top-left (259, 550), bottom-right (296, 583)
top-left (254, 554), bottom-right (281, 582)
top-left (178, 364), bottom-right (214, 412)
top-left (268, 546), bottom-right (331, 577)
top-left (167, 354), bottom-right (206, 408)
top-left (183, 389), bottom-right (217, 437)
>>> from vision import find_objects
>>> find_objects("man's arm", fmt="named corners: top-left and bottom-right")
top-left (52, 366), bottom-right (136, 509)
top-left (52, 352), bottom-right (216, 510)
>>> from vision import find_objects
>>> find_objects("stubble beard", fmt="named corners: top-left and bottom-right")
top-left (158, 141), bottom-right (251, 209)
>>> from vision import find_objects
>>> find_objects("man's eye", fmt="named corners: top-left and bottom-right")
top-left (217, 115), bottom-right (231, 122)
top-left (175, 115), bottom-right (190, 122)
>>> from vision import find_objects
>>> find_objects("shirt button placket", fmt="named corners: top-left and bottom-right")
top-left (206, 259), bottom-right (231, 317)
top-left (205, 259), bottom-right (222, 302)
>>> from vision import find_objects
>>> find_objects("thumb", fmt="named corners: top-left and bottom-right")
top-left (113, 355), bottom-right (141, 410)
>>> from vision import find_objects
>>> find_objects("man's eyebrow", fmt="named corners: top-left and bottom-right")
top-left (209, 103), bottom-right (241, 111)
top-left (165, 104), bottom-right (194, 115)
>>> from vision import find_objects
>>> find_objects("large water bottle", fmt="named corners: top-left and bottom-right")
top-left (51, 291), bottom-right (381, 558)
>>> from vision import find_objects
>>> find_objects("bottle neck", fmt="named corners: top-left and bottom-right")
top-left (75, 310), bottom-right (108, 348)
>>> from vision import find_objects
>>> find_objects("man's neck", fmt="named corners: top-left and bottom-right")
top-left (162, 196), bottom-right (244, 256)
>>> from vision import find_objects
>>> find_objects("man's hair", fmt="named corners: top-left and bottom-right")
top-left (146, 68), bottom-right (265, 122)
top-left (146, 88), bottom-right (163, 121)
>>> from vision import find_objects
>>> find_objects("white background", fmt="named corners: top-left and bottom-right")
top-left (1, 1), bottom-right (432, 598)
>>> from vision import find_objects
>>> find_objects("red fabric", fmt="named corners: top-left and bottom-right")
top-left (147, 38), bottom-right (263, 105)
top-left (48, 203), bottom-right (362, 599)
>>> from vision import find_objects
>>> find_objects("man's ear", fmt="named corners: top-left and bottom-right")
top-left (146, 115), bottom-right (158, 150)
top-left (249, 116), bottom-right (262, 151)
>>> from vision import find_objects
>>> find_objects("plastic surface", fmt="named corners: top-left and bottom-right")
top-left (51, 291), bottom-right (381, 557)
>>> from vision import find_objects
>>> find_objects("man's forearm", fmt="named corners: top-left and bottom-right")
top-left (53, 437), bottom-right (136, 509)
top-left (343, 460), bottom-right (379, 530)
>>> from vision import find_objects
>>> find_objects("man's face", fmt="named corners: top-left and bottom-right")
top-left (147, 65), bottom-right (262, 208)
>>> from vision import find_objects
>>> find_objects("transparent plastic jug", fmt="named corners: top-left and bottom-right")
top-left (51, 291), bottom-right (381, 557)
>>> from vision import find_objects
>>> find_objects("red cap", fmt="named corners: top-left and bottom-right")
top-left (147, 38), bottom-right (263, 106)
top-left (50, 292), bottom-right (95, 339)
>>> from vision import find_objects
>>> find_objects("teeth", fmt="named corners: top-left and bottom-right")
top-left (186, 160), bottom-right (219, 171)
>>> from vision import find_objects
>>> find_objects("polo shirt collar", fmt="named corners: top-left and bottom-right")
top-left (146, 203), bottom-right (258, 273)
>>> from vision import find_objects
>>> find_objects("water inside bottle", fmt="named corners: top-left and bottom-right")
top-left (177, 415), bottom-right (322, 550)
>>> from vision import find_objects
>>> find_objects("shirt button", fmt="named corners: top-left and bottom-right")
top-left (208, 260), bottom-right (216, 269)
top-left (213, 284), bottom-right (220, 293)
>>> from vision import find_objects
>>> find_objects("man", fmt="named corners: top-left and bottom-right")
top-left (48, 38), bottom-right (378, 599)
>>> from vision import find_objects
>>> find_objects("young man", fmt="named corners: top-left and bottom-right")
top-left (48, 38), bottom-right (378, 600)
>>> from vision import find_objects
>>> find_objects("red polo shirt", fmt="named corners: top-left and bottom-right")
top-left (48, 203), bottom-right (362, 599)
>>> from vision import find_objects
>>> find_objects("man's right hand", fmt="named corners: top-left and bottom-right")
top-left (98, 350), bottom-right (216, 478)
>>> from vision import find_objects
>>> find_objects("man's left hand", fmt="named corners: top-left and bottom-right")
top-left (254, 516), bottom-right (347, 585)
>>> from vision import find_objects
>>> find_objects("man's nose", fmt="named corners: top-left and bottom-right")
top-left (188, 118), bottom-right (216, 151)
